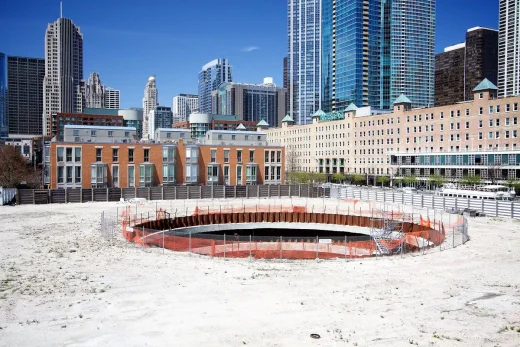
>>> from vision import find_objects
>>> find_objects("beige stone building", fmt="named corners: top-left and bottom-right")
top-left (266, 79), bottom-right (520, 180)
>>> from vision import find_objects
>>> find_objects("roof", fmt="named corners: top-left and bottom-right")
top-left (393, 94), bottom-right (412, 104)
top-left (156, 128), bottom-right (190, 132)
top-left (64, 125), bottom-right (136, 131)
top-left (473, 78), bottom-right (498, 92)
top-left (282, 115), bottom-right (295, 122)
top-left (256, 119), bottom-right (269, 126)
top-left (208, 130), bottom-right (266, 135)
top-left (236, 123), bottom-right (246, 130)
top-left (212, 114), bottom-right (238, 121)
top-left (312, 110), bottom-right (326, 118)
top-left (344, 103), bottom-right (358, 112)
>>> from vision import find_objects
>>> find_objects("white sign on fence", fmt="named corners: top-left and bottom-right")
top-left (319, 239), bottom-right (332, 244)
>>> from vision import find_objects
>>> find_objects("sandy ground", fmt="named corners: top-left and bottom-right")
top-left (0, 198), bottom-right (520, 347)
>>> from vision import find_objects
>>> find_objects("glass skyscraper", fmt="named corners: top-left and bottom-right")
top-left (288, 0), bottom-right (321, 125)
top-left (0, 53), bottom-right (6, 137)
top-left (321, 0), bottom-right (435, 111)
top-left (198, 59), bottom-right (232, 114)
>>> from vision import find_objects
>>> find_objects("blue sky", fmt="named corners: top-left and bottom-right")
top-left (0, 0), bottom-right (499, 109)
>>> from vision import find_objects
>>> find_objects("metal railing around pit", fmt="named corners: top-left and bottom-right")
top-left (109, 198), bottom-right (469, 260)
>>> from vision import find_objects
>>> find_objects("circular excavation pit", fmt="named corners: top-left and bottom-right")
top-left (124, 206), bottom-right (449, 260)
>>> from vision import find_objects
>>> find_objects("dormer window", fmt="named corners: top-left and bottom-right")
top-left (479, 93), bottom-right (483, 99)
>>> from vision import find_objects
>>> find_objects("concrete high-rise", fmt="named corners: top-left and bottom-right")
top-left (435, 27), bottom-right (498, 106)
top-left (288, 0), bottom-right (321, 125)
top-left (43, 17), bottom-right (84, 136)
top-left (198, 59), bottom-right (232, 114)
top-left (321, 0), bottom-right (435, 111)
top-left (6, 56), bottom-right (45, 135)
top-left (498, 0), bottom-right (520, 97)
top-left (104, 88), bottom-right (120, 109)
top-left (142, 75), bottom-right (158, 139)
top-left (173, 94), bottom-right (198, 124)
top-left (0, 53), bottom-right (6, 137)
top-left (85, 72), bottom-right (104, 109)
top-left (211, 78), bottom-right (287, 128)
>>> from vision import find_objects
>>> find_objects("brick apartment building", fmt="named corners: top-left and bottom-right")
top-left (52, 113), bottom-right (124, 140)
top-left (265, 79), bottom-right (520, 183)
top-left (48, 130), bottom-right (284, 189)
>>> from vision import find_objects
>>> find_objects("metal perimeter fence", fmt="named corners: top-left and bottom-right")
top-left (100, 197), bottom-right (469, 260)
top-left (16, 185), bottom-right (326, 205)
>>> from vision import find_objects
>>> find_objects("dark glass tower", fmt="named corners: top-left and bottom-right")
top-left (321, 0), bottom-right (435, 111)
top-left (0, 53), bottom-right (6, 137)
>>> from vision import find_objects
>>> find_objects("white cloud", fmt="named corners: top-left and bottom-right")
top-left (241, 46), bottom-right (259, 52)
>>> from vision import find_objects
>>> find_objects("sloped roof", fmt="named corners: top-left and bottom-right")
top-left (236, 123), bottom-right (246, 130)
top-left (282, 114), bottom-right (295, 122)
top-left (344, 103), bottom-right (358, 112)
top-left (393, 94), bottom-right (412, 104)
top-left (256, 119), bottom-right (269, 126)
top-left (312, 109), bottom-right (326, 118)
top-left (473, 78), bottom-right (498, 92)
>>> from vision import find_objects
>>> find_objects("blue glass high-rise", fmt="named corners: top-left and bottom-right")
top-left (288, 0), bottom-right (321, 125)
top-left (198, 59), bottom-right (232, 114)
top-left (0, 53), bottom-right (6, 137)
top-left (321, 0), bottom-right (435, 111)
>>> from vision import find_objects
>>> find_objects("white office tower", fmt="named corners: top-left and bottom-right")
top-left (142, 75), bottom-right (158, 139)
top-left (104, 88), bottom-right (120, 109)
top-left (498, 0), bottom-right (520, 97)
top-left (85, 72), bottom-right (104, 108)
top-left (172, 93), bottom-right (198, 124)
top-left (43, 16), bottom-right (84, 136)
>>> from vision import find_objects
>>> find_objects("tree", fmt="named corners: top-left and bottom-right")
top-left (311, 172), bottom-right (327, 184)
top-left (352, 174), bottom-right (365, 185)
top-left (331, 173), bottom-right (344, 183)
top-left (460, 174), bottom-right (481, 187)
top-left (394, 178), bottom-right (403, 188)
top-left (430, 174), bottom-right (446, 189)
top-left (487, 162), bottom-right (502, 184)
top-left (403, 175), bottom-right (417, 187)
top-left (376, 176), bottom-right (390, 187)
top-left (0, 145), bottom-right (40, 188)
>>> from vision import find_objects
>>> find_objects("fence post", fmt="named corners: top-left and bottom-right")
top-left (315, 235), bottom-right (319, 260)
top-left (512, 201), bottom-right (515, 219)
top-left (91, 188), bottom-right (94, 202)
top-left (148, 187), bottom-right (151, 201)
top-left (162, 229), bottom-right (165, 255)
top-left (32, 189), bottom-right (36, 204)
top-left (481, 199), bottom-right (484, 214)
top-left (298, 185), bottom-right (301, 197)
top-left (249, 235), bottom-right (252, 261)
top-left (65, 188), bottom-right (68, 204)
top-left (443, 196), bottom-right (445, 210)
top-left (223, 234), bottom-right (226, 258)
top-left (344, 236), bottom-right (347, 260)
top-left (496, 200), bottom-right (499, 217)
top-left (162, 186), bottom-right (164, 200)
top-left (106, 188), bottom-right (109, 202)
top-left (189, 231), bottom-right (192, 253)
top-left (280, 236), bottom-right (283, 259)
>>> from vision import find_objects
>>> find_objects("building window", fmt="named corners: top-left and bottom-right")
top-left (112, 165), bottom-right (119, 187)
top-left (163, 164), bottom-right (175, 183)
top-left (277, 151), bottom-right (281, 163)
top-left (506, 118), bottom-right (510, 126)
top-left (128, 148), bottom-right (134, 162)
top-left (125, 131), bottom-right (130, 137)
top-left (479, 132), bottom-right (483, 140)
top-left (207, 165), bottom-right (219, 185)
top-left (73, 129), bottom-right (79, 136)
top-left (211, 149), bottom-right (216, 163)
top-left (224, 165), bottom-right (230, 185)
top-left (489, 106), bottom-right (494, 114)
top-left (57, 147), bottom-right (64, 162)
top-left (257, 135), bottom-right (261, 140)
top-left (163, 147), bottom-right (174, 162)
top-left (479, 93), bottom-right (483, 99)
top-left (218, 134), bottom-right (222, 140)
top-left (513, 130), bottom-right (518, 138)
top-left (139, 164), bottom-right (153, 186)
top-left (166, 132), bottom-right (171, 138)
top-left (246, 165), bottom-right (257, 184)
top-left (465, 109), bottom-right (469, 116)
top-left (440, 112), bottom-right (444, 119)
top-left (276, 166), bottom-right (281, 181)
top-left (112, 148), bottom-right (119, 162)
top-left (57, 166), bottom-right (64, 184)
top-left (514, 103), bottom-right (518, 111)
top-left (66, 166), bottom-right (72, 184)
top-left (91, 164), bottom-right (107, 187)
top-left (185, 164), bottom-right (198, 184)
top-left (479, 107), bottom-right (483, 115)
top-left (497, 105), bottom-right (501, 113)
top-left (465, 121), bottom-right (469, 129)
top-left (91, 130), bottom-right (97, 137)
top-left (126, 165), bottom-right (135, 187)
top-left (237, 165), bottom-right (243, 185)
top-left (488, 132), bottom-right (493, 139)
top-left (265, 166), bottom-right (269, 181)
top-left (74, 148), bottom-right (81, 162)
top-left (108, 131), bottom-right (113, 137)
top-left (144, 149), bottom-right (150, 162)
top-left (96, 148), bottom-right (102, 162)
top-left (224, 150), bottom-right (229, 163)
top-left (232, 135), bottom-right (236, 140)
top-left (66, 148), bottom-right (72, 162)
top-left (249, 150), bottom-right (254, 163)
top-left (237, 150), bottom-right (242, 163)
top-left (75, 166), bottom-right (81, 183)
top-left (245, 135), bottom-right (249, 140)
top-left (479, 120), bottom-right (483, 128)
top-left (506, 131), bottom-right (510, 139)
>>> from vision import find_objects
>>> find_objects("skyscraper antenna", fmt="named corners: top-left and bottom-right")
top-left (60, 1), bottom-right (63, 18)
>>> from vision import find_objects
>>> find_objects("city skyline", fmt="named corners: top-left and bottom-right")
top-left (0, 0), bottom-right (501, 110)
